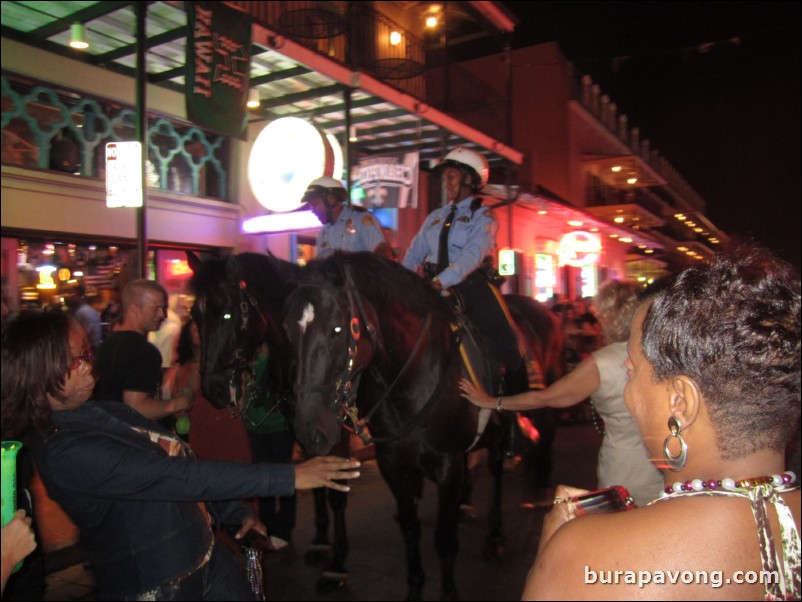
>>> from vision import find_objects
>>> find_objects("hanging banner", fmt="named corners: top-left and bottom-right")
top-left (353, 152), bottom-right (419, 209)
top-left (186, 1), bottom-right (251, 139)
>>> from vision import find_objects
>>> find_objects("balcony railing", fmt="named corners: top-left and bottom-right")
top-left (231, 1), bottom-right (426, 98)
top-left (573, 71), bottom-right (706, 213)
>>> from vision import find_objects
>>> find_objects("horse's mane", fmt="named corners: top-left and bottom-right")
top-left (189, 252), bottom-right (300, 310)
top-left (302, 252), bottom-right (453, 323)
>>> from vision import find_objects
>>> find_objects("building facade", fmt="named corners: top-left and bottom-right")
top-left (448, 41), bottom-right (729, 300)
top-left (1, 1), bottom-right (727, 313)
top-left (1, 1), bottom-right (519, 312)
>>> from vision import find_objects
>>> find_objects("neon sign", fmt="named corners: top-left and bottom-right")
top-left (557, 231), bottom-right (601, 267)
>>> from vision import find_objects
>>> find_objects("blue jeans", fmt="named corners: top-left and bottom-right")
top-left (124, 540), bottom-right (255, 601)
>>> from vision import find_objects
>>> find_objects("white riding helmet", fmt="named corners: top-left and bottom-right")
top-left (302, 176), bottom-right (347, 204)
top-left (435, 147), bottom-right (490, 191)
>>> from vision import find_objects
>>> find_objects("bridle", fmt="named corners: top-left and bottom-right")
top-left (308, 264), bottom-right (459, 445)
top-left (198, 276), bottom-right (267, 413)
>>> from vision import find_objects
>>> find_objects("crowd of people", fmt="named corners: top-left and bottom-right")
top-left (2, 148), bottom-right (799, 600)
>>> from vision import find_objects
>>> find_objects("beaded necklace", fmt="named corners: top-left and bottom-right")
top-left (652, 470), bottom-right (800, 600)
top-left (659, 470), bottom-right (797, 499)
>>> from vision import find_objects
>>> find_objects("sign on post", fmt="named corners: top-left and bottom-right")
top-left (499, 248), bottom-right (516, 275)
top-left (105, 142), bottom-right (143, 208)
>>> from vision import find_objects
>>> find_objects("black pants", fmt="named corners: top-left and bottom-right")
top-left (247, 429), bottom-right (296, 542)
top-left (452, 273), bottom-right (526, 389)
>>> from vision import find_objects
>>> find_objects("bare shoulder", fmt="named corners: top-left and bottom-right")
top-left (522, 494), bottom-right (792, 600)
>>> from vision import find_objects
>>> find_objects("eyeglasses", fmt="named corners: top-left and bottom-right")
top-left (69, 348), bottom-right (95, 371)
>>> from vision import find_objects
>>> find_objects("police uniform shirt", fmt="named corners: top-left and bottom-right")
top-left (317, 205), bottom-right (387, 259)
top-left (402, 196), bottom-right (497, 289)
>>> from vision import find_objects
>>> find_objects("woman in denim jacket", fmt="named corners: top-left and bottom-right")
top-left (1, 311), bottom-right (360, 601)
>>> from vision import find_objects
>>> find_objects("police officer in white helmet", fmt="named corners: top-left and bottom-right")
top-left (302, 176), bottom-right (394, 260)
top-left (403, 148), bottom-right (529, 394)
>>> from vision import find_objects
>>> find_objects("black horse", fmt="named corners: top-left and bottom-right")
top-left (187, 252), bottom-right (355, 588)
top-left (283, 252), bottom-right (564, 601)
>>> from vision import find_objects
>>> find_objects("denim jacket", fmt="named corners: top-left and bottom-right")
top-left (29, 401), bottom-right (294, 599)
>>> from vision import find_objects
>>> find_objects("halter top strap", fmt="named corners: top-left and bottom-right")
top-left (652, 486), bottom-right (800, 600)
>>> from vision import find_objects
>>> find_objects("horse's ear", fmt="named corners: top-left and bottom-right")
top-left (225, 254), bottom-right (243, 285)
top-left (186, 251), bottom-right (202, 274)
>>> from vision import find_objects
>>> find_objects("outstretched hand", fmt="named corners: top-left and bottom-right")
top-left (459, 378), bottom-right (494, 408)
top-left (295, 456), bottom-right (361, 492)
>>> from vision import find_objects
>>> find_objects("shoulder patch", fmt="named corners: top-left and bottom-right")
top-left (362, 214), bottom-right (375, 226)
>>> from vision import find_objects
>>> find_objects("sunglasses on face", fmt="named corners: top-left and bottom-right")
top-left (69, 348), bottom-right (95, 371)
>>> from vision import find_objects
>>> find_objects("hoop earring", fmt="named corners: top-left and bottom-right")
top-left (663, 416), bottom-right (688, 472)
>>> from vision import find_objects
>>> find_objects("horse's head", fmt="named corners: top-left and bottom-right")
top-left (283, 263), bottom-right (380, 455)
top-left (188, 252), bottom-right (270, 409)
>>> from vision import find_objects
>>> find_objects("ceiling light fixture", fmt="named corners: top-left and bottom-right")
top-left (70, 23), bottom-right (89, 49)
top-left (247, 89), bottom-right (260, 108)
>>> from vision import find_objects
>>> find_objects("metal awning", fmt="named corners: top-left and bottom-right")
top-left (1, 0), bottom-right (522, 168)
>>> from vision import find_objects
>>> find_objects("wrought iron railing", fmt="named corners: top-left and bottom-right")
top-left (1, 74), bottom-right (229, 200)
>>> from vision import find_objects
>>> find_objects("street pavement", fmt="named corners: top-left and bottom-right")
top-left (39, 420), bottom-right (602, 601)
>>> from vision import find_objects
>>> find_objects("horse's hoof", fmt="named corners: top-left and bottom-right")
top-left (305, 543), bottom-right (332, 566)
top-left (316, 571), bottom-right (349, 593)
top-left (482, 537), bottom-right (505, 560)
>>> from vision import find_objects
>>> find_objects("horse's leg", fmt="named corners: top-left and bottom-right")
top-left (379, 458), bottom-right (425, 601)
top-left (434, 455), bottom-right (465, 601)
top-left (316, 430), bottom-right (351, 591)
top-left (317, 488), bottom-right (349, 591)
top-left (305, 488), bottom-right (332, 565)
top-left (483, 427), bottom-right (506, 560)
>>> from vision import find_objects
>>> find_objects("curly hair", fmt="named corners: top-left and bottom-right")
top-left (1, 311), bottom-right (74, 437)
top-left (595, 280), bottom-right (641, 344)
top-left (641, 245), bottom-right (801, 458)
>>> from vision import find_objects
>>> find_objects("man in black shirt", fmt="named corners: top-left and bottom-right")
top-left (95, 279), bottom-right (191, 419)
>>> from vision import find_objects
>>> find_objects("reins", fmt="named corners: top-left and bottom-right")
top-left (333, 263), bottom-right (460, 445)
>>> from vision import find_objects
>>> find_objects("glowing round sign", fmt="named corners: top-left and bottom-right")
top-left (247, 117), bottom-right (343, 212)
top-left (558, 231), bottom-right (601, 267)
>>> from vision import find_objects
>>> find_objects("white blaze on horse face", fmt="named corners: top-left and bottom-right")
top-left (298, 302), bottom-right (315, 335)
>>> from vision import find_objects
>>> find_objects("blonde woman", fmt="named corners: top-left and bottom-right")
top-left (461, 281), bottom-right (663, 506)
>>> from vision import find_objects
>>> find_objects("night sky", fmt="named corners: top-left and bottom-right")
top-left (498, 1), bottom-right (801, 270)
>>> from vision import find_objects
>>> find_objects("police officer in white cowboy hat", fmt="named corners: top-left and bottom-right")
top-left (302, 176), bottom-right (394, 260)
top-left (402, 147), bottom-right (529, 395)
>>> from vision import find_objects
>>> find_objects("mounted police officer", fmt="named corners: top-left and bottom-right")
top-left (402, 147), bottom-right (529, 396)
top-left (302, 176), bottom-right (394, 260)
